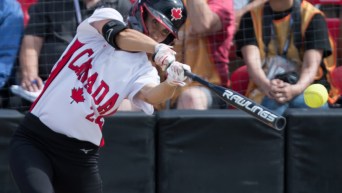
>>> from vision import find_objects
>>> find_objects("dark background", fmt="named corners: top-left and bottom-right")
top-left (1, 109), bottom-right (342, 193)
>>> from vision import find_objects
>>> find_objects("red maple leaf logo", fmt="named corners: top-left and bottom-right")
top-left (171, 8), bottom-right (182, 21)
top-left (70, 87), bottom-right (85, 104)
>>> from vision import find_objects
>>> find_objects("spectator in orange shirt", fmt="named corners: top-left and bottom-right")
top-left (170, 0), bottom-right (235, 110)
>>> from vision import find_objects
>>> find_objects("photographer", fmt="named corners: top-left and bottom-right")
top-left (234, 0), bottom-right (338, 114)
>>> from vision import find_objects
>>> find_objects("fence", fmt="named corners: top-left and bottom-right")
top-left (2, 1), bottom-right (342, 192)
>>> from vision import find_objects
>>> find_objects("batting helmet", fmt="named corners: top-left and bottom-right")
top-left (127, 0), bottom-right (187, 44)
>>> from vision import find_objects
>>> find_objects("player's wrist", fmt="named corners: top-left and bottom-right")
top-left (166, 79), bottom-right (185, 87)
top-left (153, 44), bottom-right (176, 71)
top-left (165, 80), bottom-right (180, 87)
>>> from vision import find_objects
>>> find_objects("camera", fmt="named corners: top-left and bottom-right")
top-left (274, 71), bottom-right (299, 84)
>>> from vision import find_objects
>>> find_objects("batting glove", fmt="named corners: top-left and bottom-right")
top-left (166, 62), bottom-right (191, 87)
top-left (153, 43), bottom-right (176, 71)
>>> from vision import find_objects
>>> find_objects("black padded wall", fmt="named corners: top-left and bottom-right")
top-left (99, 112), bottom-right (156, 193)
top-left (157, 110), bottom-right (284, 193)
top-left (2, 109), bottom-right (342, 193)
top-left (286, 109), bottom-right (342, 193)
top-left (0, 109), bottom-right (24, 193)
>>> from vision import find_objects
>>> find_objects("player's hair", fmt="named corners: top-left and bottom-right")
top-left (127, 0), bottom-right (187, 45)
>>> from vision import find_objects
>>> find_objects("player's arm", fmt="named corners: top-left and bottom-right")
top-left (92, 19), bottom-right (156, 52)
top-left (136, 62), bottom-right (191, 105)
top-left (137, 82), bottom-right (177, 106)
top-left (91, 19), bottom-right (175, 69)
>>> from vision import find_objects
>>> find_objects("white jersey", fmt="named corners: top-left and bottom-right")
top-left (31, 8), bottom-right (160, 146)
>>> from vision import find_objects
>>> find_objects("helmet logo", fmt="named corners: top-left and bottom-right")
top-left (171, 8), bottom-right (182, 21)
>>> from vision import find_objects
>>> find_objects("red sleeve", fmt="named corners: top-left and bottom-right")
top-left (206, 0), bottom-right (235, 87)
top-left (208, 0), bottom-right (235, 35)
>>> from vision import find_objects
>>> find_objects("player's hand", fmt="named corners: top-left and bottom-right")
top-left (153, 43), bottom-right (176, 71)
top-left (166, 62), bottom-right (191, 87)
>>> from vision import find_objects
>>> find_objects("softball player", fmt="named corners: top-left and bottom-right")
top-left (9, 0), bottom-right (189, 192)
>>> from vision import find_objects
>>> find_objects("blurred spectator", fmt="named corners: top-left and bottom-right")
top-left (13, 0), bottom-right (131, 110)
top-left (235, 0), bottom-right (339, 115)
top-left (330, 4), bottom-right (342, 107)
top-left (0, 0), bottom-right (24, 107)
top-left (229, 0), bottom-right (268, 90)
top-left (165, 0), bottom-right (235, 110)
top-left (18, 0), bottom-right (38, 26)
top-left (338, 4), bottom-right (342, 66)
top-left (234, 0), bottom-right (268, 33)
top-left (19, 0), bottom-right (132, 93)
top-left (234, 0), bottom-right (250, 10)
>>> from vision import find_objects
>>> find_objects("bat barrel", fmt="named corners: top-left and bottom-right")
top-left (184, 70), bottom-right (286, 131)
top-left (273, 116), bottom-right (286, 130)
top-left (218, 91), bottom-right (286, 130)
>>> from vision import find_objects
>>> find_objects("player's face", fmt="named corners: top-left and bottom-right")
top-left (145, 13), bottom-right (171, 43)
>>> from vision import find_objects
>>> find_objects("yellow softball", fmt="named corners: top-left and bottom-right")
top-left (304, 84), bottom-right (328, 108)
